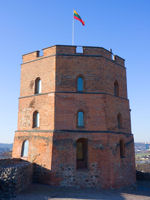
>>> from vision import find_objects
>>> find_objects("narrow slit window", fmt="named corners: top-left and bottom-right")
top-left (77, 77), bottom-right (83, 92)
top-left (114, 81), bottom-right (119, 97)
top-left (78, 111), bottom-right (84, 127)
top-left (33, 111), bottom-right (39, 128)
top-left (120, 140), bottom-right (125, 158)
top-left (117, 113), bottom-right (122, 129)
top-left (21, 140), bottom-right (29, 157)
top-left (35, 78), bottom-right (41, 94)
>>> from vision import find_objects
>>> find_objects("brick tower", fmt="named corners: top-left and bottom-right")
top-left (12, 45), bottom-right (136, 188)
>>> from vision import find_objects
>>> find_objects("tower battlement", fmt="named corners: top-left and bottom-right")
top-left (13, 43), bottom-right (135, 189)
top-left (22, 45), bottom-right (124, 66)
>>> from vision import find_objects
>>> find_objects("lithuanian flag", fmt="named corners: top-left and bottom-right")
top-left (74, 10), bottom-right (85, 26)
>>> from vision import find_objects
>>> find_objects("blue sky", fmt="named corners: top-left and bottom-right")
top-left (0, 0), bottom-right (149, 143)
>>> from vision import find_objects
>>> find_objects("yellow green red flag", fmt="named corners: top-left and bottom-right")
top-left (73, 10), bottom-right (85, 26)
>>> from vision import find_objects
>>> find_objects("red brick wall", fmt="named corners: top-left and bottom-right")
top-left (18, 94), bottom-right (55, 130)
top-left (12, 131), bottom-right (53, 170)
top-left (56, 56), bottom-right (127, 98)
top-left (13, 45), bottom-right (135, 189)
top-left (50, 132), bottom-right (135, 188)
top-left (20, 56), bottom-right (56, 97)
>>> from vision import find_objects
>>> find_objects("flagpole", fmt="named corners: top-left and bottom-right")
top-left (72, 9), bottom-right (74, 45)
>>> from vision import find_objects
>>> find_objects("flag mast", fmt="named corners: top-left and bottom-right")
top-left (72, 9), bottom-right (74, 45)
top-left (72, 10), bottom-right (85, 45)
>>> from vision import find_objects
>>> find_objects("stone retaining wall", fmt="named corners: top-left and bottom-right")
top-left (136, 163), bottom-right (150, 181)
top-left (0, 158), bottom-right (33, 198)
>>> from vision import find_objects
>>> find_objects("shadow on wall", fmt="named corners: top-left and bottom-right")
top-left (136, 170), bottom-right (150, 181)
top-left (32, 164), bottom-right (150, 200)
top-left (1, 159), bottom-right (150, 200)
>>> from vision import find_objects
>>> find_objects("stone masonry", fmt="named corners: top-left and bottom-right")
top-left (0, 159), bottom-right (33, 198)
top-left (12, 45), bottom-right (136, 189)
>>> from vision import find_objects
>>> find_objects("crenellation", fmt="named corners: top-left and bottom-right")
top-left (22, 45), bottom-right (124, 66)
top-left (83, 46), bottom-right (112, 59)
top-left (22, 51), bottom-right (40, 63)
top-left (113, 55), bottom-right (125, 66)
top-left (56, 45), bottom-right (76, 54)
top-left (43, 45), bottom-right (56, 56)
top-left (13, 44), bottom-right (135, 189)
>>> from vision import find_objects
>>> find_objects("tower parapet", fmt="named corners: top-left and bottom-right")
top-left (22, 45), bottom-right (125, 67)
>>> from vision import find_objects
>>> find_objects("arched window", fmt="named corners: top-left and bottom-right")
top-left (35, 78), bottom-right (41, 94)
top-left (114, 80), bottom-right (119, 97)
top-left (77, 111), bottom-right (84, 127)
top-left (76, 138), bottom-right (88, 169)
top-left (117, 113), bottom-right (122, 129)
top-left (77, 76), bottom-right (84, 92)
top-left (21, 140), bottom-right (29, 157)
top-left (33, 111), bottom-right (39, 128)
top-left (120, 140), bottom-right (125, 158)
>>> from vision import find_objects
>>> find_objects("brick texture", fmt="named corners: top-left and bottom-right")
top-left (12, 45), bottom-right (136, 189)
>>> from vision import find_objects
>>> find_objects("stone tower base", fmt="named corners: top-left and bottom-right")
top-left (13, 130), bottom-right (136, 189)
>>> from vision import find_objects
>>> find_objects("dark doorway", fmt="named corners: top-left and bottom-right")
top-left (76, 138), bottom-right (88, 169)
